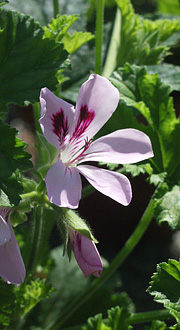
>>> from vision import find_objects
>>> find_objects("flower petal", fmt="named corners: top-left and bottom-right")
top-left (71, 231), bottom-right (103, 278)
top-left (78, 165), bottom-right (132, 206)
top-left (0, 216), bottom-right (25, 285)
top-left (45, 160), bottom-right (82, 208)
top-left (39, 87), bottom-right (75, 150)
top-left (0, 215), bottom-right (11, 246)
top-left (79, 129), bottom-right (153, 164)
top-left (71, 74), bottom-right (119, 144)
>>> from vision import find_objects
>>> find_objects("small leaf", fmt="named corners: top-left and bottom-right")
top-left (122, 164), bottom-right (153, 178)
top-left (145, 320), bottom-right (167, 330)
top-left (82, 314), bottom-right (110, 330)
top-left (62, 31), bottom-right (94, 54)
top-left (14, 279), bottom-right (53, 318)
top-left (154, 185), bottom-right (180, 230)
top-left (43, 14), bottom-right (94, 54)
top-left (107, 306), bottom-right (131, 330)
top-left (43, 14), bottom-right (78, 42)
top-left (148, 259), bottom-right (180, 322)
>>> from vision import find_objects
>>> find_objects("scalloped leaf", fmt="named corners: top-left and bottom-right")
top-left (0, 9), bottom-right (68, 111)
top-left (148, 259), bottom-right (180, 322)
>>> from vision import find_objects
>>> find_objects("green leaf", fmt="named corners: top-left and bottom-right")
top-left (109, 64), bottom-right (180, 184)
top-left (43, 14), bottom-right (94, 54)
top-left (145, 320), bottom-right (167, 330)
top-left (107, 306), bottom-right (131, 330)
top-left (0, 0), bottom-right (8, 7)
top-left (156, 0), bottom-right (180, 16)
top-left (0, 9), bottom-right (68, 111)
top-left (82, 306), bottom-right (132, 330)
top-left (0, 121), bottom-right (32, 205)
top-left (62, 31), bottom-right (94, 54)
top-left (148, 259), bottom-right (180, 322)
top-left (43, 14), bottom-right (78, 42)
top-left (114, 0), bottom-right (180, 67)
top-left (122, 164), bottom-right (153, 178)
top-left (154, 185), bottom-right (180, 230)
top-left (14, 279), bottom-right (53, 319)
top-left (82, 314), bottom-right (110, 330)
top-left (147, 64), bottom-right (180, 92)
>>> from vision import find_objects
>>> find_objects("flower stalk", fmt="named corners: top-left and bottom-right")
top-left (44, 195), bottom-right (155, 330)
top-left (95, 0), bottom-right (104, 74)
top-left (53, 0), bottom-right (60, 17)
top-left (103, 7), bottom-right (121, 78)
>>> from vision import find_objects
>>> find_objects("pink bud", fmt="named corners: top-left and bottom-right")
top-left (70, 231), bottom-right (103, 278)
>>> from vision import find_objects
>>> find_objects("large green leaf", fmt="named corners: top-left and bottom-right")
top-left (148, 259), bottom-right (180, 322)
top-left (0, 121), bottom-right (32, 205)
top-left (0, 9), bottom-right (68, 111)
top-left (108, 64), bottom-right (180, 184)
top-left (156, 0), bottom-right (180, 16)
top-left (114, 0), bottom-right (180, 67)
top-left (147, 64), bottom-right (180, 92)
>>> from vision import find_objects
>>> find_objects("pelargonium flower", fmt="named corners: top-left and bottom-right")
top-left (39, 74), bottom-right (153, 209)
top-left (69, 230), bottom-right (103, 278)
top-left (0, 207), bottom-right (25, 285)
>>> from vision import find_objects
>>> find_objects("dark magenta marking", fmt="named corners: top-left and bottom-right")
top-left (51, 109), bottom-right (69, 144)
top-left (71, 105), bottom-right (95, 141)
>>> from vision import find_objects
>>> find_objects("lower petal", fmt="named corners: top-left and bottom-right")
top-left (78, 165), bottom-right (132, 206)
top-left (0, 218), bottom-right (25, 285)
top-left (45, 160), bottom-right (82, 209)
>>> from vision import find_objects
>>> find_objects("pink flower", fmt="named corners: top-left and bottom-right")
top-left (0, 207), bottom-right (25, 285)
top-left (39, 74), bottom-right (153, 209)
top-left (69, 231), bottom-right (103, 277)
